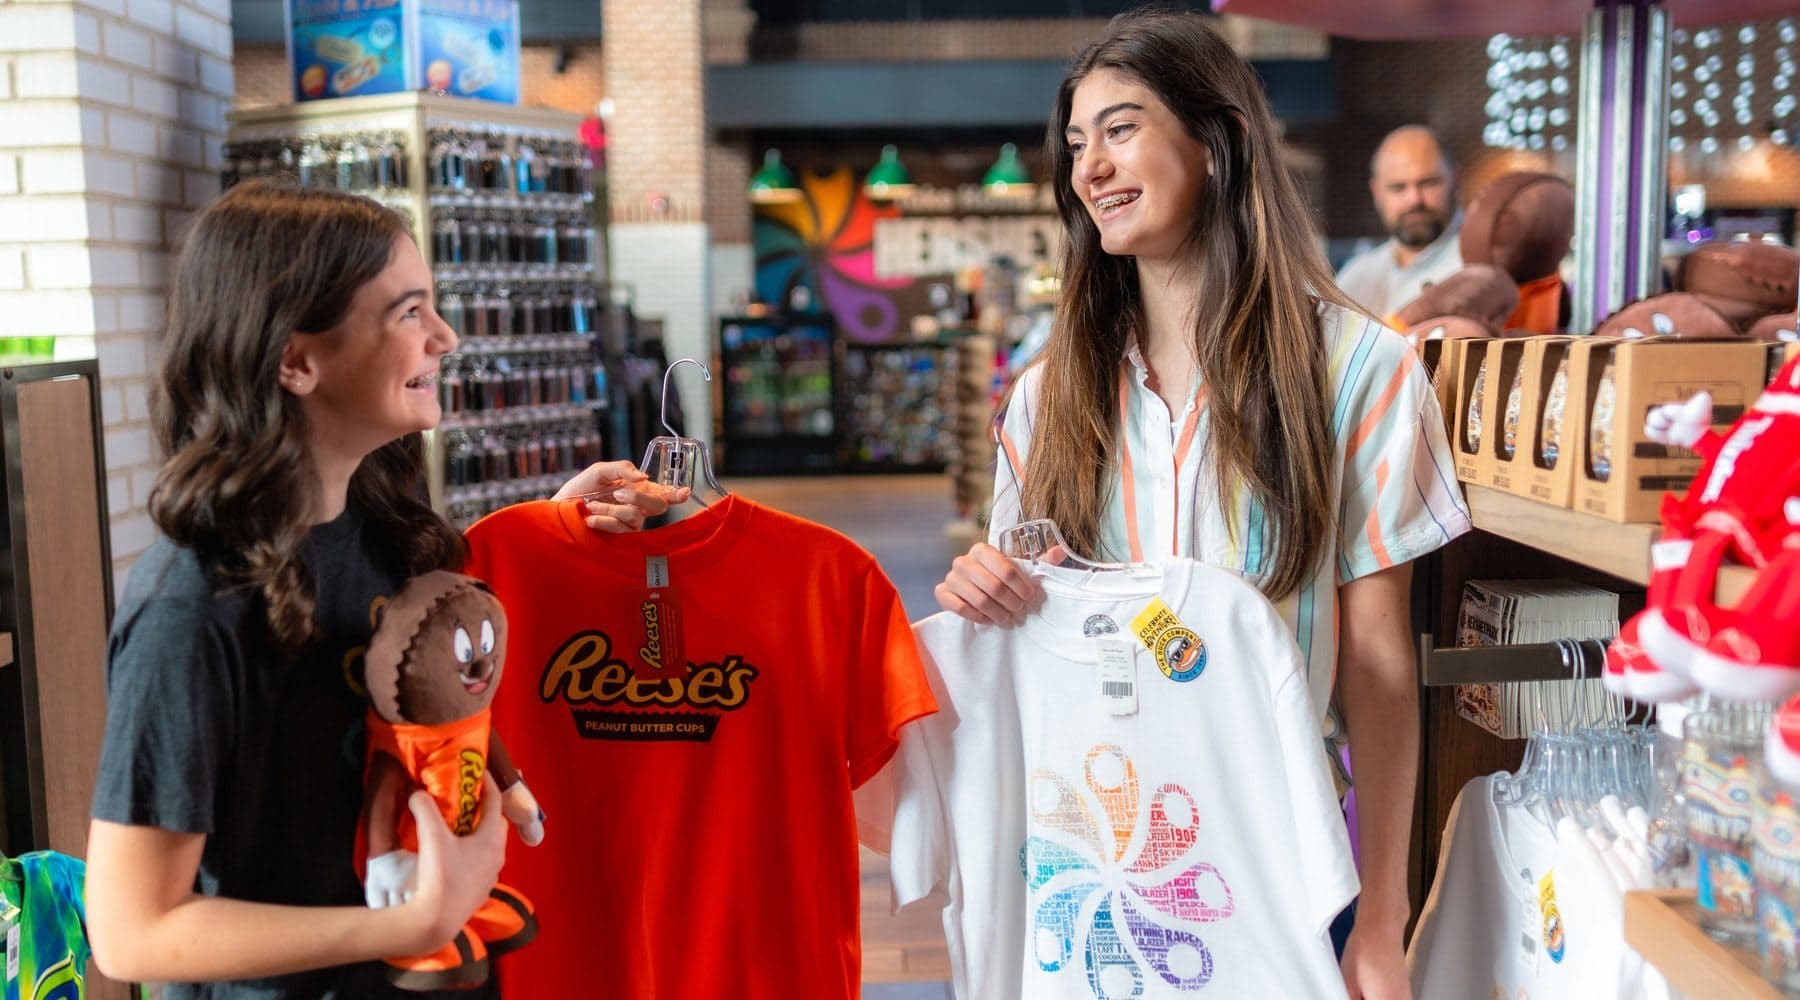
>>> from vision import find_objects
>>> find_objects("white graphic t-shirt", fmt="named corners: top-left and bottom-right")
top-left (1409, 775), bottom-right (1584, 999)
top-left (862, 558), bottom-right (1357, 1000)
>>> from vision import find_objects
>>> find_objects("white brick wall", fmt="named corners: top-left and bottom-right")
top-left (0, 0), bottom-right (232, 589)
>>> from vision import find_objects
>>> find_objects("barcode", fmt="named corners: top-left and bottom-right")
top-left (1102, 682), bottom-right (1133, 697)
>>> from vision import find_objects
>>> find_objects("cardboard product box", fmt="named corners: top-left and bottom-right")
top-left (1772, 340), bottom-right (1800, 383)
top-left (1429, 336), bottom-right (1475, 434)
top-left (1572, 338), bottom-right (1772, 522)
top-left (1450, 338), bottom-right (1496, 485)
top-left (1489, 336), bottom-right (1579, 503)
top-left (287, 0), bottom-right (520, 104)
top-left (1510, 337), bottom-right (1586, 508)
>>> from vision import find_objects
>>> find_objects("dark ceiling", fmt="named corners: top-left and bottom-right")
top-left (233, 1), bottom-right (1210, 45)
top-left (750, 0), bottom-right (1204, 23)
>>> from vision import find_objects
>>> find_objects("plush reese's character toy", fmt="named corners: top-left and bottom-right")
top-left (359, 570), bottom-right (544, 991)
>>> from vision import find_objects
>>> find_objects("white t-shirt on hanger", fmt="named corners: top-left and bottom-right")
top-left (1409, 774), bottom-right (1584, 999)
top-left (861, 558), bottom-right (1357, 1000)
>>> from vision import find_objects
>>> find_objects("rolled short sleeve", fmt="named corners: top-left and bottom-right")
top-left (91, 597), bottom-right (237, 833)
top-left (1335, 325), bottom-right (1472, 585)
top-left (987, 365), bottom-right (1041, 545)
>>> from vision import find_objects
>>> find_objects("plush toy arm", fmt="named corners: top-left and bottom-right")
top-left (488, 730), bottom-right (545, 846)
top-left (364, 850), bottom-right (418, 910)
top-left (360, 752), bottom-right (417, 908)
top-left (1645, 391), bottom-right (1719, 454)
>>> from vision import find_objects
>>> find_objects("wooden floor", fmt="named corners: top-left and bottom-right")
top-left (728, 475), bottom-right (959, 993)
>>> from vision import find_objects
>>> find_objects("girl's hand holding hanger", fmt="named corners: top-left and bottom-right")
top-left (553, 460), bottom-right (690, 532)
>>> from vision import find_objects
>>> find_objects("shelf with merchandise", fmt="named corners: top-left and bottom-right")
top-left (225, 92), bottom-right (608, 520)
top-left (1624, 890), bottom-right (1784, 1000)
top-left (1464, 484), bottom-right (1755, 604)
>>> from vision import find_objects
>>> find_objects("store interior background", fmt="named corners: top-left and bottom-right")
top-left (0, 0), bottom-right (1797, 994)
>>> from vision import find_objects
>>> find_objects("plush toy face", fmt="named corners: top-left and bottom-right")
top-left (365, 571), bottom-right (509, 727)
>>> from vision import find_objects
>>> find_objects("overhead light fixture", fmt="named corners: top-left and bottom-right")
top-left (863, 144), bottom-right (915, 201)
top-left (749, 149), bottom-right (802, 205)
top-left (982, 142), bottom-right (1035, 197)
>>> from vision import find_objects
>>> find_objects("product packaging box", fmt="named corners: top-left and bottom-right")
top-left (1488, 336), bottom-right (1579, 503)
top-left (1772, 340), bottom-right (1800, 382)
top-left (1450, 338), bottom-right (1497, 486)
top-left (287, 0), bottom-right (520, 104)
top-left (1425, 335), bottom-right (1477, 436)
top-left (1572, 338), bottom-right (1772, 522)
top-left (1513, 336), bottom-right (1598, 508)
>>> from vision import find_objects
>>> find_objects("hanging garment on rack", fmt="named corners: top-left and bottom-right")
top-left (860, 558), bottom-right (1356, 999)
top-left (1, 851), bottom-right (90, 1000)
top-left (462, 496), bottom-right (935, 1000)
top-left (1410, 775), bottom-right (1580, 999)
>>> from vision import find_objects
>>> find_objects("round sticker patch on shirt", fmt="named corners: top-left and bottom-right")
top-left (1129, 598), bottom-right (1207, 683)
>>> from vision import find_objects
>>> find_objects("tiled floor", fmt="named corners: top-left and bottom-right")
top-left (727, 475), bottom-right (960, 993)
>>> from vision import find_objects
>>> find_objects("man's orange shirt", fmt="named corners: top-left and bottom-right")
top-left (463, 496), bottom-right (936, 999)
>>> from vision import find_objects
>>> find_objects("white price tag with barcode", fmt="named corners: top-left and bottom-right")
top-left (646, 555), bottom-right (670, 589)
top-left (1096, 638), bottom-right (1137, 716)
top-left (6, 920), bottom-right (18, 982)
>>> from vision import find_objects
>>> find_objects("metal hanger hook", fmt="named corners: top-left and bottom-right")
top-left (662, 358), bottom-right (713, 438)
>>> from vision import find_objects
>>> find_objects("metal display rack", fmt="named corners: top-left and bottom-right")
top-left (224, 92), bottom-right (611, 530)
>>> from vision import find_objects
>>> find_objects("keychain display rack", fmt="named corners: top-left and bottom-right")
top-left (224, 93), bottom-right (610, 530)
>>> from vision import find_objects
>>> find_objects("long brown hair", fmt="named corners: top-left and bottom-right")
top-left (1024, 8), bottom-right (1353, 598)
top-left (150, 181), bottom-right (463, 654)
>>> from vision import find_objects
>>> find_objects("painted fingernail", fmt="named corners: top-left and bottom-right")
top-left (537, 807), bottom-right (547, 822)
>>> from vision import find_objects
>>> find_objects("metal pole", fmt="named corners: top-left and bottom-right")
top-left (1571, 0), bottom-right (1670, 333)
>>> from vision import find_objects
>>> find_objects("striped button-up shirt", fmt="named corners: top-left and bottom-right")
top-left (991, 303), bottom-right (1472, 766)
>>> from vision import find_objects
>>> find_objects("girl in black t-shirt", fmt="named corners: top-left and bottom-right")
top-left (86, 181), bottom-right (682, 997)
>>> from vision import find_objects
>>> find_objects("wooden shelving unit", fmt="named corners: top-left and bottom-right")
top-left (1465, 485), bottom-right (1755, 604)
top-left (1624, 889), bottom-right (1784, 999)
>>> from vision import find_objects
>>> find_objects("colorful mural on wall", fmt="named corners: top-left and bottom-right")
top-left (752, 167), bottom-right (913, 342)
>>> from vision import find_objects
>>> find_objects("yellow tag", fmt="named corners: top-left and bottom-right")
top-left (1129, 598), bottom-right (1207, 683)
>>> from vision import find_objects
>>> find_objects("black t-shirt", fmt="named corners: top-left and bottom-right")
top-left (91, 503), bottom-right (492, 999)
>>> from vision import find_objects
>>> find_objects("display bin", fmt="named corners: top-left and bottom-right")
top-left (225, 92), bottom-right (612, 530)
top-left (716, 314), bottom-right (838, 475)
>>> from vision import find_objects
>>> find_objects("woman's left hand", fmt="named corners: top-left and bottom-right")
top-left (552, 460), bottom-right (690, 533)
top-left (1339, 922), bottom-right (1411, 1000)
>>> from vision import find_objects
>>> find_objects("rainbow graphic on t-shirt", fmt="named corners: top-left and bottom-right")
top-left (1019, 744), bottom-right (1234, 996)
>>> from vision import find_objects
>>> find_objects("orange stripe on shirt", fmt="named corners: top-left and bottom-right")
top-left (998, 425), bottom-right (1026, 496)
top-left (1363, 457), bottom-right (1395, 569)
top-left (1117, 369), bottom-right (1144, 563)
top-left (1344, 355), bottom-right (1416, 467)
top-left (1168, 390), bottom-right (1204, 555)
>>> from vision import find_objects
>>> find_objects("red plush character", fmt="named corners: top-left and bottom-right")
top-left (1604, 354), bottom-right (1800, 703)
top-left (358, 571), bottom-right (545, 990)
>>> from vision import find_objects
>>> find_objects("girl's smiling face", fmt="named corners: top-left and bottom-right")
top-left (1066, 68), bottom-right (1213, 265)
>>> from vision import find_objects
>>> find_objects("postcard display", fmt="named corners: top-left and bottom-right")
top-left (223, 92), bottom-right (610, 530)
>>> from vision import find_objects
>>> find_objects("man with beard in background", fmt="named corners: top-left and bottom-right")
top-left (1336, 125), bottom-right (1464, 318)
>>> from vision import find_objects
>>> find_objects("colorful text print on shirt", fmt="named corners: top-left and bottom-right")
top-left (1020, 744), bottom-right (1233, 997)
top-left (538, 629), bottom-right (759, 743)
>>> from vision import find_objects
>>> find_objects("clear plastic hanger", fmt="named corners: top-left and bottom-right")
top-left (988, 420), bottom-right (1143, 583)
top-left (576, 357), bottom-right (727, 510)
top-left (639, 358), bottom-right (727, 506)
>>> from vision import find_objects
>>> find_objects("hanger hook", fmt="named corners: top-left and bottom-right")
top-left (662, 358), bottom-right (712, 438)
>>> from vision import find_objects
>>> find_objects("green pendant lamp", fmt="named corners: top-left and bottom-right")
top-left (749, 148), bottom-right (802, 205)
top-left (863, 144), bottom-right (916, 201)
top-left (982, 142), bottom-right (1035, 197)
